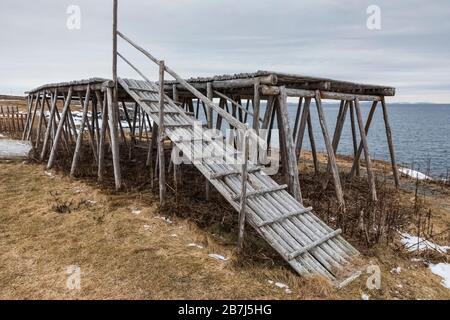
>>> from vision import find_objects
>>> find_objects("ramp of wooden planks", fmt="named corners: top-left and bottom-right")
top-left (119, 78), bottom-right (360, 285)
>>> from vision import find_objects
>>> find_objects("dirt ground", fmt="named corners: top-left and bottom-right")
top-left (1, 151), bottom-right (449, 300)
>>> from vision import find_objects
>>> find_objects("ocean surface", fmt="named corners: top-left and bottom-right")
top-left (281, 102), bottom-right (450, 179)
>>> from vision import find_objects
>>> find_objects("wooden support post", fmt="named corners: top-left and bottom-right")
top-left (307, 112), bottom-right (319, 174)
top-left (315, 91), bottom-right (345, 207)
top-left (106, 86), bottom-right (122, 190)
top-left (295, 97), bottom-right (311, 160)
top-left (237, 128), bottom-right (250, 250)
top-left (158, 60), bottom-right (167, 207)
top-left (381, 97), bottom-right (400, 188)
top-left (253, 78), bottom-right (261, 133)
top-left (70, 86), bottom-right (91, 177)
top-left (23, 94), bottom-right (35, 140)
top-left (293, 97), bottom-right (303, 140)
top-left (205, 82), bottom-right (213, 201)
top-left (349, 102), bottom-right (360, 176)
top-left (277, 87), bottom-right (302, 203)
top-left (354, 98), bottom-right (377, 201)
top-left (47, 87), bottom-right (73, 170)
top-left (98, 91), bottom-right (108, 182)
top-left (40, 89), bottom-right (58, 160)
top-left (349, 101), bottom-right (378, 178)
top-left (26, 92), bottom-right (40, 141)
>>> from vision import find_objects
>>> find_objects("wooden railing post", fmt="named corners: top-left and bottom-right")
top-left (237, 125), bottom-right (250, 250)
top-left (158, 60), bottom-right (167, 207)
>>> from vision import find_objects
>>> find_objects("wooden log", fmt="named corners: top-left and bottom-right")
top-left (278, 87), bottom-right (302, 203)
top-left (381, 97), bottom-right (400, 188)
top-left (158, 61), bottom-right (167, 207)
top-left (71, 85), bottom-right (91, 177)
top-left (47, 87), bottom-right (73, 170)
top-left (106, 86), bottom-right (122, 190)
top-left (354, 98), bottom-right (377, 201)
top-left (314, 91), bottom-right (344, 207)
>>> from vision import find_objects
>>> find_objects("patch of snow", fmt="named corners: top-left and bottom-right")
top-left (157, 216), bottom-right (173, 224)
top-left (361, 293), bottom-right (370, 300)
top-left (187, 243), bottom-right (204, 249)
top-left (274, 282), bottom-right (288, 289)
top-left (400, 232), bottom-right (449, 253)
top-left (44, 171), bottom-right (54, 178)
top-left (208, 253), bottom-right (229, 261)
top-left (390, 267), bottom-right (402, 274)
top-left (396, 284), bottom-right (403, 289)
top-left (411, 258), bottom-right (423, 262)
top-left (86, 200), bottom-right (96, 205)
top-left (267, 280), bottom-right (293, 294)
top-left (131, 208), bottom-right (142, 215)
top-left (268, 280), bottom-right (274, 285)
top-left (398, 168), bottom-right (432, 181)
top-left (0, 133), bottom-right (5, 138)
top-left (170, 234), bottom-right (178, 237)
top-left (143, 225), bottom-right (151, 231)
top-left (429, 263), bottom-right (450, 289)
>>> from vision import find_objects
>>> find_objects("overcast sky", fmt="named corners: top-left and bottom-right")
top-left (1, 0), bottom-right (449, 102)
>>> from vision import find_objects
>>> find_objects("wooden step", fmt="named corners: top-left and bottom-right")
top-left (287, 229), bottom-right (342, 260)
top-left (129, 86), bottom-right (159, 93)
top-left (232, 184), bottom-right (288, 201)
top-left (210, 167), bottom-right (262, 180)
top-left (140, 98), bottom-right (159, 104)
top-left (258, 207), bottom-right (313, 227)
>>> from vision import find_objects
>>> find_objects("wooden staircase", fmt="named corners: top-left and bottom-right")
top-left (119, 78), bottom-right (360, 285)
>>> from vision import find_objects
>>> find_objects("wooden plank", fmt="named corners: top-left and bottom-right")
top-left (106, 86), bottom-right (122, 190)
top-left (288, 229), bottom-right (342, 260)
top-left (258, 207), bottom-right (313, 227)
top-left (232, 185), bottom-right (288, 201)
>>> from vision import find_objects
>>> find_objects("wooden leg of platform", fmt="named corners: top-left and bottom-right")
top-left (40, 89), bottom-right (58, 160)
top-left (295, 97), bottom-right (311, 160)
top-left (381, 97), bottom-right (400, 188)
top-left (307, 112), bottom-right (319, 175)
top-left (98, 91), bottom-right (109, 182)
top-left (277, 87), bottom-right (302, 203)
top-left (354, 98), bottom-right (377, 201)
top-left (71, 86), bottom-right (91, 177)
top-left (106, 87), bottom-right (122, 190)
top-left (47, 87), bottom-right (73, 170)
top-left (349, 102), bottom-right (360, 177)
top-left (315, 91), bottom-right (345, 207)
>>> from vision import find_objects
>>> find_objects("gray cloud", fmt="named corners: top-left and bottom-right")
top-left (1, 0), bottom-right (449, 102)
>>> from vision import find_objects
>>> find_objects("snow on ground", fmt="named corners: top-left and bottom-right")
top-left (398, 168), bottom-right (433, 180)
top-left (208, 253), bottom-right (228, 261)
top-left (0, 140), bottom-right (32, 160)
top-left (429, 263), bottom-right (450, 289)
top-left (400, 232), bottom-right (450, 253)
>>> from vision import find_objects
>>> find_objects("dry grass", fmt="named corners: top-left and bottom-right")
top-left (1, 147), bottom-right (450, 299)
